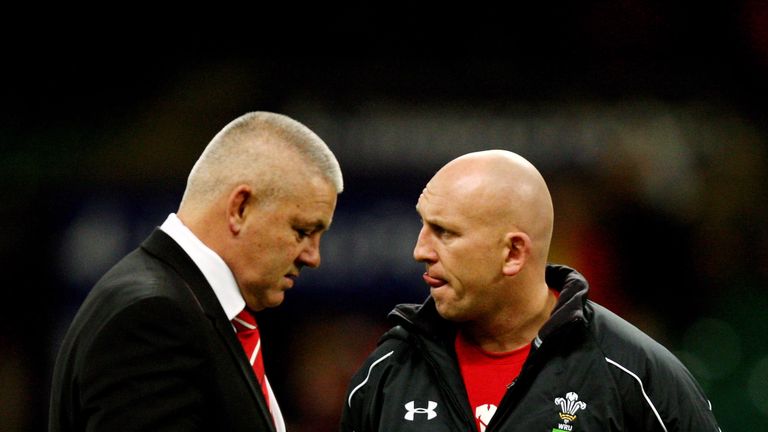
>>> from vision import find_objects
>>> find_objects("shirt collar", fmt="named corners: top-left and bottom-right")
top-left (159, 213), bottom-right (245, 321)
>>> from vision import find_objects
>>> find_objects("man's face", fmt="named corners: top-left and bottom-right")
top-left (413, 173), bottom-right (507, 322)
top-left (232, 176), bottom-right (337, 311)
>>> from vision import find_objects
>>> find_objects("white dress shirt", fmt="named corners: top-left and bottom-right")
top-left (160, 213), bottom-right (286, 431)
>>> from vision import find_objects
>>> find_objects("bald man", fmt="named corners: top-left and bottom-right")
top-left (50, 112), bottom-right (343, 432)
top-left (340, 150), bottom-right (719, 431)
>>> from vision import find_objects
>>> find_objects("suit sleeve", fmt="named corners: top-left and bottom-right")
top-left (79, 297), bottom-right (207, 431)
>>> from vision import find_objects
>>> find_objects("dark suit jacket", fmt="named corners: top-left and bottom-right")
top-left (49, 229), bottom-right (275, 431)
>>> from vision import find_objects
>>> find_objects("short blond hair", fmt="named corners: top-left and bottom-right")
top-left (180, 111), bottom-right (343, 209)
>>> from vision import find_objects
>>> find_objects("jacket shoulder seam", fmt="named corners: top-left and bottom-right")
top-left (347, 350), bottom-right (395, 407)
top-left (605, 357), bottom-right (668, 432)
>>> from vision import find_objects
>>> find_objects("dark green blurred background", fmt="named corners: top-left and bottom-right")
top-left (2, 3), bottom-right (767, 430)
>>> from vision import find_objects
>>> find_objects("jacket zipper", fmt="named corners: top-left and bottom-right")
top-left (483, 355), bottom-right (532, 432)
top-left (485, 320), bottom-right (583, 431)
top-left (419, 339), bottom-right (478, 431)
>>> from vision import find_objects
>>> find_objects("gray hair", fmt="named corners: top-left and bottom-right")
top-left (180, 112), bottom-right (343, 209)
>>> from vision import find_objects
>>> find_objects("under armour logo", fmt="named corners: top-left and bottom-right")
top-left (404, 400), bottom-right (438, 421)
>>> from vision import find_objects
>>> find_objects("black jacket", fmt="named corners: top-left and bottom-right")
top-left (340, 264), bottom-right (720, 431)
top-left (49, 229), bottom-right (275, 432)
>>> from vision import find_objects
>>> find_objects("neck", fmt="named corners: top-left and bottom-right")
top-left (177, 208), bottom-right (229, 259)
top-left (460, 283), bottom-right (557, 353)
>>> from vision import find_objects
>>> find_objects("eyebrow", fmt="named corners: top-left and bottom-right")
top-left (416, 211), bottom-right (447, 229)
top-left (313, 220), bottom-right (330, 232)
top-left (295, 218), bottom-right (331, 232)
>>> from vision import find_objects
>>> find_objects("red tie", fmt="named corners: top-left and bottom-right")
top-left (232, 308), bottom-right (270, 408)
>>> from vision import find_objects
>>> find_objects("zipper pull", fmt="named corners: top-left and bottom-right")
top-left (506, 378), bottom-right (518, 389)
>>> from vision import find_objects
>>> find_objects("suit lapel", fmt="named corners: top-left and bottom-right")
top-left (141, 229), bottom-right (276, 431)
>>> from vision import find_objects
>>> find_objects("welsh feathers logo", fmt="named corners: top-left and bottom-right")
top-left (552, 392), bottom-right (587, 431)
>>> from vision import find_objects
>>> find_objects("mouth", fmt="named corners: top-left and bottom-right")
top-left (422, 272), bottom-right (447, 288)
top-left (283, 273), bottom-right (298, 287)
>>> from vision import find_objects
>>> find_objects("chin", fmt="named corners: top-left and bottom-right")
top-left (434, 302), bottom-right (456, 320)
top-left (434, 301), bottom-right (472, 323)
top-left (265, 292), bottom-right (286, 308)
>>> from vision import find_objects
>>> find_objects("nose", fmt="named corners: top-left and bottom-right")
top-left (299, 235), bottom-right (322, 268)
top-left (413, 226), bottom-right (436, 263)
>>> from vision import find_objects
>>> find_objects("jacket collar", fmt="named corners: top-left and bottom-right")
top-left (387, 264), bottom-right (590, 344)
top-left (140, 228), bottom-right (225, 319)
top-left (538, 263), bottom-right (590, 341)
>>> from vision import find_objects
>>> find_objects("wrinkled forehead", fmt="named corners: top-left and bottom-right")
top-left (416, 173), bottom-right (493, 221)
top-left (430, 169), bottom-right (541, 232)
top-left (416, 179), bottom-right (451, 215)
top-left (415, 184), bottom-right (435, 215)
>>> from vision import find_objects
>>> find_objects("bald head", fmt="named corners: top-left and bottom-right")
top-left (428, 150), bottom-right (554, 264)
top-left (415, 150), bottom-right (557, 345)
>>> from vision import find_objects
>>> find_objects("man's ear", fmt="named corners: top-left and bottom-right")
top-left (502, 231), bottom-right (531, 276)
top-left (227, 184), bottom-right (252, 235)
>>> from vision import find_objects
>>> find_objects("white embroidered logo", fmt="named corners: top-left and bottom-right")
top-left (404, 401), bottom-right (438, 421)
top-left (475, 404), bottom-right (497, 431)
top-left (554, 392), bottom-right (587, 424)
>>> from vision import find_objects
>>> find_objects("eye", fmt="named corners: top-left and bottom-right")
top-left (429, 223), bottom-right (452, 239)
top-left (295, 228), bottom-right (311, 239)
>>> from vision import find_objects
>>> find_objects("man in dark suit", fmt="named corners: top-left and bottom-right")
top-left (49, 111), bottom-right (344, 431)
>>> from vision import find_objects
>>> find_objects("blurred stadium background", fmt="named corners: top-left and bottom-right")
top-left (2, 2), bottom-right (767, 430)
